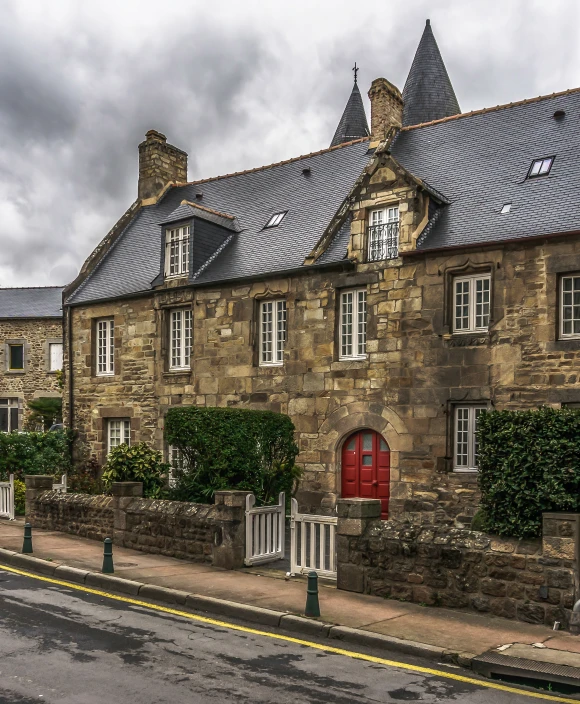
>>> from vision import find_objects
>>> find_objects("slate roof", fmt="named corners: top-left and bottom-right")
top-left (402, 20), bottom-right (460, 127)
top-left (0, 287), bottom-right (64, 318)
top-left (330, 81), bottom-right (370, 147)
top-left (67, 139), bottom-right (371, 304)
top-left (392, 89), bottom-right (580, 251)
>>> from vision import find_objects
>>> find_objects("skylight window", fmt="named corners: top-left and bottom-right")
top-left (528, 157), bottom-right (554, 179)
top-left (501, 203), bottom-right (511, 214)
top-left (264, 211), bottom-right (287, 228)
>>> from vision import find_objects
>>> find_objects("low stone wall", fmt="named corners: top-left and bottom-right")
top-left (25, 476), bottom-right (250, 570)
top-left (337, 499), bottom-right (579, 629)
top-left (27, 490), bottom-right (114, 541)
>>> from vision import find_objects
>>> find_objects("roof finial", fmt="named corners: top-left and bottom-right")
top-left (352, 62), bottom-right (359, 84)
top-left (426, 18), bottom-right (430, 26)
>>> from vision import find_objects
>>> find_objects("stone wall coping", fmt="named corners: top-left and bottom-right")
top-left (111, 482), bottom-right (143, 497)
top-left (25, 475), bottom-right (54, 489)
top-left (543, 513), bottom-right (580, 520)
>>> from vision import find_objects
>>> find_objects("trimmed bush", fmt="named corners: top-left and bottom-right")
top-left (101, 442), bottom-right (169, 498)
top-left (14, 479), bottom-right (26, 516)
top-left (0, 430), bottom-right (71, 481)
top-left (165, 406), bottom-right (301, 505)
top-left (478, 407), bottom-right (580, 538)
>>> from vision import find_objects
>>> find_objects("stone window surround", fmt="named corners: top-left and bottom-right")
top-left (258, 298), bottom-right (287, 367)
top-left (362, 197), bottom-right (400, 263)
top-left (4, 338), bottom-right (27, 374)
top-left (45, 338), bottom-right (64, 373)
top-left (94, 406), bottom-right (139, 465)
top-left (558, 271), bottom-right (580, 341)
top-left (159, 304), bottom-right (193, 375)
top-left (338, 287), bottom-right (367, 361)
top-left (445, 398), bottom-right (491, 474)
top-left (543, 259), bottom-right (580, 349)
top-left (442, 260), bottom-right (495, 337)
top-left (0, 396), bottom-right (22, 432)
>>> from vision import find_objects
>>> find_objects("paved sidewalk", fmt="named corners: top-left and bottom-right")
top-left (1, 518), bottom-right (580, 667)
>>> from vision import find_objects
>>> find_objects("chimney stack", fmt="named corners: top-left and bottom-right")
top-left (368, 78), bottom-right (404, 146)
top-left (138, 129), bottom-right (188, 202)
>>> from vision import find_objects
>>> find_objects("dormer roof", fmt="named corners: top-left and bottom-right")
top-left (160, 201), bottom-right (241, 232)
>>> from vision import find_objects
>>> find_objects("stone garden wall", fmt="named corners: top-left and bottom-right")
top-left (337, 498), bottom-right (579, 629)
top-left (25, 476), bottom-right (249, 570)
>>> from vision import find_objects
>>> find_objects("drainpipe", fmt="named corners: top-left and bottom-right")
top-left (66, 306), bottom-right (74, 459)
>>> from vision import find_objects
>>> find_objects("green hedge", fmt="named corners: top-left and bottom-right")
top-left (165, 406), bottom-right (301, 505)
top-left (0, 430), bottom-right (71, 481)
top-left (101, 442), bottom-right (169, 498)
top-left (478, 407), bottom-right (580, 538)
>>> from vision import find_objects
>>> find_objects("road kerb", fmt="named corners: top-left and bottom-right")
top-left (9, 552), bottom-right (58, 577)
top-left (139, 584), bottom-right (189, 606)
top-left (54, 565), bottom-right (90, 584)
top-left (85, 572), bottom-right (143, 595)
top-left (185, 594), bottom-right (283, 627)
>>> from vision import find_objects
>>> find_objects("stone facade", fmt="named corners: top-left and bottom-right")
top-left (65, 218), bottom-right (580, 525)
top-left (337, 499), bottom-right (579, 628)
top-left (0, 317), bottom-right (63, 429)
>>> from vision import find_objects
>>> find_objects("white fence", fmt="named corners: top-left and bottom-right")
top-left (0, 474), bottom-right (15, 520)
top-left (244, 492), bottom-right (285, 566)
top-left (53, 474), bottom-right (67, 494)
top-left (290, 498), bottom-right (337, 580)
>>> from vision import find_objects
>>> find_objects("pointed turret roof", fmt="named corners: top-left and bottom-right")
top-left (330, 78), bottom-right (370, 147)
top-left (402, 19), bottom-right (460, 127)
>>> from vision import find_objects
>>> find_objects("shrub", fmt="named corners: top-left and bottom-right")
top-left (0, 430), bottom-right (71, 481)
top-left (101, 442), bottom-right (169, 498)
top-left (165, 406), bottom-right (301, 505)
top-left (24, 397), bottom-right (63, 431)
top-left (14, 479), bottom-right (26, 516)
top-left (478, 407), bottom-right (580, 538)
top-left (69, 443), bottom-right (103, 495)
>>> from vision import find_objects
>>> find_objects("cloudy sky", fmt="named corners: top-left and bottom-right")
top-left (0, 0), bottom-right (578, 288)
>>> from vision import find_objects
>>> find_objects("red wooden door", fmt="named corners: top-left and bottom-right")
top-left (341, 430), bottom-right (390, 519)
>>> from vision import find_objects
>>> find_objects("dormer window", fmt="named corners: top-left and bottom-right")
top-left (165, 224), bottom-right (190, 278)
top-left (368, 206), bottom-right (399, 261)
top-left (264, 212), bottom-right (287, 229)
top-left (527, 157), bottom-right (554, 179)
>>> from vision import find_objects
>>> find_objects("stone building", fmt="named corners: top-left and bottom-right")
top-left (0, 287), bottom-right (64, 430)
top-left (64, 20), bottom-right (580, 525)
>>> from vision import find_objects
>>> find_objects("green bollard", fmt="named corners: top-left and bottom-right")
top-left (305, 570), bottom-right (320, 618)
top-left (22, 523), bottom-right (33, 554)
top-left (102, 537), bottom-right (114, 574)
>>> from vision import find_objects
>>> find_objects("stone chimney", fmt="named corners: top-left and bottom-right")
top-left (138, 129), bottom-right (188, 202)
top-left (368, 78), bottom-right (404, 146)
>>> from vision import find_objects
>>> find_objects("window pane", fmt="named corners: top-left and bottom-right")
top-left (171, 310), bottom-right (182, 368)
top-left (357, 290), bottom-right (367, 356)
top-left (539, 158), bottom-right (552, 174)
top-left (341, 292), bottom-right (353, 358)
top-left (530, 160), bottom-right (542, 176)
top-left (346, 438), bottom-right (355, 451)
top-left (261, 302), bottom-right (273, 363)
top-left (455, 407), bottom-right (469, 467)
top-left (475, 277), bottom-right (490, 329)
top-left (474, 408), bottom-right (484, 466)
top-left (562, 277), bottom-right (580, 337)
top-left (276, 300), bottom-right (287, 363)
top-left (362, 432), bottom-right (373, 451)
top-left (362, 455), bottom-right (373, 465)
top-left (50, 343), bottom-right (63, 371)
top-left (9, 345), bottom-right (24, 370)
top-left (0, 408), bottom-right (7, 432)
top-left (455, 280), bottom-right (470, 330)
top-left (379, 438), bottom-right (388, 452)
top-left (10, 408), bottom-right (18, 432)
top-left (184, 310), bottom-right (192, 367)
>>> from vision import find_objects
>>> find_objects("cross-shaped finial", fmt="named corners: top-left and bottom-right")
top-left (352, 62), bottom-right (359, 84)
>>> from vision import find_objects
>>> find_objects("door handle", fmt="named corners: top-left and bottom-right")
top-left (372, 481), bottom-right (378, 486)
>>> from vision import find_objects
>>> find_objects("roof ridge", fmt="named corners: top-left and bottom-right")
top-left (401, 86), bottom-right (580, 131)
top-left (0, 285), bottom-right (64, 290)
top-left (185, 137), bottom-right (370, 187)
top-left (180, 200), bottom-right (235, 220)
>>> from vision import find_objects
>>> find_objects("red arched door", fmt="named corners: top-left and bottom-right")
top-left (342, 430), bottom-right (390, 519)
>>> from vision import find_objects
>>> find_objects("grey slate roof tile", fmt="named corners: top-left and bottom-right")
top-left (392, 90), bottom-right (580, 251)
top-left (330, 82), bottom-right (370, 147)
top-left (0, 287), bottom-right (64, 318)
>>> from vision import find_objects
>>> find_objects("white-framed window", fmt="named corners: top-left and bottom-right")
top-left (453, 274), bottom-right (491, 333)
top-left (560, 275), bottom-right (580, 339)
top-left (165, 224), bottom-right (190, 278)
top-left (264, 211), bottom-right (287, 228)
top-left (0, 398), bottom-right (19, 432)
top-left (368, 206), bottom-right (399, 261)
top-left (96, 318), bottom-right (114, 376)
top-left (454, 406), bottom-right (486, 471)
top-left (49, 342), bottom-right (63, 372)
top-left (168, 445), bottom-right (184, 487)
top-left (107, 419), bottom-right (130, 454)
top-left (259, 300), bottom-right (287, 366)
top-left (340, 288), bottom-right (367, 360)
top-left (528, 156), bottom-right (554, 179)
top-left (170, 308), bottom-right (193, 370)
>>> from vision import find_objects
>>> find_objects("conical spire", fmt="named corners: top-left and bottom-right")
top-left (402, 19), bottom-right (460, 127)
top-left (330, 70), bottom-right (370, 147)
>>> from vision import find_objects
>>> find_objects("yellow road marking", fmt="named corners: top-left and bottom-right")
top-left (0, 562), bottom-right (576, 703)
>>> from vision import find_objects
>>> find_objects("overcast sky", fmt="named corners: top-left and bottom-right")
top-left (0, 0), bottom-right (578, 288)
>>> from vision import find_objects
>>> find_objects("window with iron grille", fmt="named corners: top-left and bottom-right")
top-left (170, 308), bottom-right (193, 369)
top-left (96, 319), bottom-right (114, 376)
top-left (560, 275), bottom-right (580, 339)
top-left (453, 274), bottom-right (491, 333)
top-left (107, 419), bottom-right (130, 454)
top-left (164, 225), bottom-right (190, 278)
top-left (454, 405), bottom-right (486, 471)
top-left (367, 206), bottom-right (399, 261)
top-left (0, 398), bottom-right (19, 432)
top-left (260, 300), bottom-right (287, 365)
top-left (340, 288), bottom-right (367, 360)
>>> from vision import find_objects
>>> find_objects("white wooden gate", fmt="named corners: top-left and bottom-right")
top-left (290, 498), bottom-right (337, 580)
top-left (53, 474), bottom-right (67, 494)
top-left (244, 492), bottom-right (285, 566)
top-left (0, 475), bottom-right (15, 520)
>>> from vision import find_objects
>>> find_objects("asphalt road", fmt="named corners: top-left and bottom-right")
top-left (0, 568), bottom-right (562, 704)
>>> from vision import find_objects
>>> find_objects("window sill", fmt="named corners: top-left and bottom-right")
top-left (259, 363), bottom-right (284, 368)
top-left (168, 367), bottom-right (191, 373)
top-left (333, 358), bottom-right (368, 370)
top-left (453, 468), bottom-right (478, 474)
top-left (5, 369), bottom-right (25, 374)
top-left (445, 333), bottom-right (490, 347)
